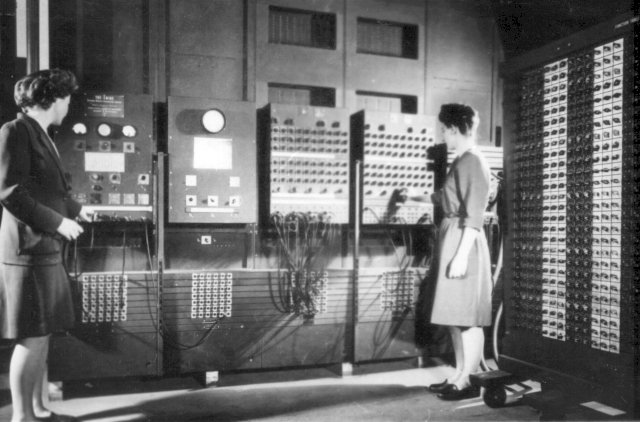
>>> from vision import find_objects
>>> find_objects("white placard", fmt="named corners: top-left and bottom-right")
top-left (193, 137), bottom-right (232, 170)
top-left (84, 152), bottom-right (125, 173)
top-left (581, 401), bottom-right (625, 417)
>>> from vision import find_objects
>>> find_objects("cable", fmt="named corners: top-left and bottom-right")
top-left (271, 213), bottom-right (294, 313)
top-left (492, 302), bottom-right (504, 365)
top-left (143, 221), bottom-right (161, 334)
top-left (121, 229), bottom-right (127, 277)
top-left (480, 225), bottom-right (504, 372)
top-left (491, 237), bottom-right (504, 365)
top-left (270, 211), bottom-right (338, 316)
top-left (362, 208), bottom-right (410, 270)
top-left (62, 235), bottom-right (92, 322)
top-left (161, 317), bottom-right (225, 351)
top-left (141, 221), bottom-right (225, 351)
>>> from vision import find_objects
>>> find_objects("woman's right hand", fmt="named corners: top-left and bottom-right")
top-left (56, 217), bottom-right (84, 241)
top-left (390, 188), bottom-right (409, 204)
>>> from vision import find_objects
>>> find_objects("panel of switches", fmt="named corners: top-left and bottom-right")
top-left (262, 104), bottom-right (351, 223)
top-left (190, 272), bottom-right (233, 319)
top-left (352, 111), bottom-right (436, 225)
top-left (80, 273), bottom-right (128, 324)
top-left (511, 36), bottom-right (633, 355)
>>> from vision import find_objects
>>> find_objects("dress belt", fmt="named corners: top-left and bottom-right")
top-left (443, 213), bottom-right (460, 218)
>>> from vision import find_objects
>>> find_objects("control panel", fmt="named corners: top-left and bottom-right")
top-left (259, 104), bottom-right (350, 224)
top-left (55, 93), bottom-right (154, 220)
top-left (190, 272), bottom-right (233, 319)
top-left (79, 272), bottom-right (129, 324)
top-left (503, 20), bottom-right (638, 414)
top-left (167, 97), bottom-right (258, 223)
top-left (351, 111), bottom-right (436, 224)
top-left (511, 37), bottom-right (631, 353)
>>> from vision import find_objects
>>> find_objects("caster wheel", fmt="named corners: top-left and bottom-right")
top-left (483, 385), bottom-right (507, 408)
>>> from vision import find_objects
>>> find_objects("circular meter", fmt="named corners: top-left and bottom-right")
top-left (122, 125), bottom-right (137, 138)
top-left (97, 123), bottom-right (112, 137)
top-left (202, 109), bottom-right (225, 133)
top-left (72, 122), bottom-right (87, 135)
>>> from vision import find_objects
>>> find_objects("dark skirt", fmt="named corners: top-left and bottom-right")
top-left (0, 261), bottom-right (75, 339)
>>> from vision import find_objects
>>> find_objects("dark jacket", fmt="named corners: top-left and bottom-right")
top-left (0, 113), bottom-right (81, 265)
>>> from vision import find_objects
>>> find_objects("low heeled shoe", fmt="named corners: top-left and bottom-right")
top-left (427, 379), bottom-right (451, 393)
top-left (437, 384), bottom-right (480, 401)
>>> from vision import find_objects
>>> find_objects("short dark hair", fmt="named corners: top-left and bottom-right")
top-left (438, 103), bottom-right (478, 136)
top-left (14, 69), bottom-right (78, 110)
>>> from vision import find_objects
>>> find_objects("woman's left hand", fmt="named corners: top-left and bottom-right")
top-left (447, 253), bottom-right (468, 279)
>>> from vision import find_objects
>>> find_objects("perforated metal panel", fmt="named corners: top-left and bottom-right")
top-left (49, 271), bottom-right (160, 381)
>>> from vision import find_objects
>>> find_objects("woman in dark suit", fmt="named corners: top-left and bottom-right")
top-left (0, 69), bottom-right (91, 422)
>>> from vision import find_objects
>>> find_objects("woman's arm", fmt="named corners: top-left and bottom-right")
top-left (0, 123), bottom-right (62, 232)
top-left (447, 226), bottom-right (479, 278)
top-left (408, 194), bottom-right (432, 203)
top-left (0, 121), bottom-right (74, 235)
top-left (447, 152), bottom-right (490, 278)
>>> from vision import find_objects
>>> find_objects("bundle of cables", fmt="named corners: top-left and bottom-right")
top-left (270, 211), bottom-right (339, 316)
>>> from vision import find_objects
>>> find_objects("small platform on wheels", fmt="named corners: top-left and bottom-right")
top-left (470, 370), bottom-right (537, 409)
top-left (471, 370), bottom-right (520, 388)
top-left (471, 370), bottom-right (631, 420)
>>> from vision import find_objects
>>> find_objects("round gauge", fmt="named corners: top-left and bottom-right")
top-left (122, 125), bottom-right (137, 138)
top-left (72, 122), bottom-right (87, 135)
top-left (97, 123), bottom-right (112, 137)
top-left (202, 109), bottom-right (226, 133)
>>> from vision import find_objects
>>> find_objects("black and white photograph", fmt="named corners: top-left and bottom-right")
top-left (0, 0), bottom-right (637, 420)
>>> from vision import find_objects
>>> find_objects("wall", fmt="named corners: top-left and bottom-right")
top-left (168, 0), bottom-right (246, 100)
top-left (254, 0), bottom-right (346, 107)
top-left (425, 0), bottom-right (501, 144)
top-left (164, 0), bottom-right (503, 140)
top-left (50, 0), bottom-right (146, 94)
top-left (48, 1), bottom-right (503, 133)
top-left (344, 0), bottom-right (426, 113)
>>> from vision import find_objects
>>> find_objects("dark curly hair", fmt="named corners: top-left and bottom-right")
top-left (438, 103), bottom-right (479, 136)
top-left (14, 69), bottom-right (78, 110)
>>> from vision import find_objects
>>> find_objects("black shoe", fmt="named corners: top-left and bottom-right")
top-left (428, 379), bottom-right (451, 393)
top-left (437, 384), bottom-right (480, 401)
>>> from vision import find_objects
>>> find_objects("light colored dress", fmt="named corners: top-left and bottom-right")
top-left (430, 147), bottom-right (493, 327)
